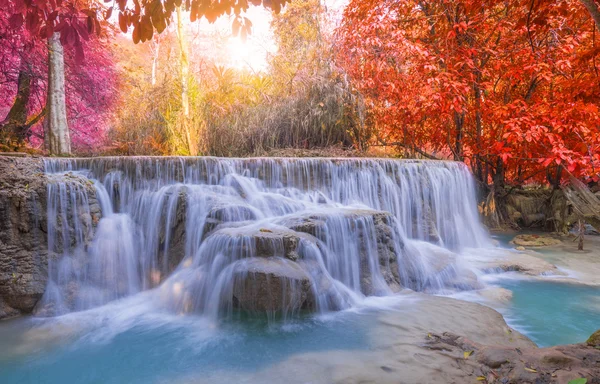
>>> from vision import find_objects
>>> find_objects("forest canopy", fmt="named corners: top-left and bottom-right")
top-left (1, 0), bottom-right (599, 188)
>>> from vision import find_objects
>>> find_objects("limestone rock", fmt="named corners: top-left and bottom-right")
top-left (0, 156), bottom-right (48, 318)
top-left (0, 156), bottom-right (102, 319)
top-left (279, 209), bottom-right (404, 294)
top-left (232, 257), bottom-right (314, 313)
top-left (478, 287), bottom-right (513, 304)
top-left (512, 234), bottom-right (561, 247)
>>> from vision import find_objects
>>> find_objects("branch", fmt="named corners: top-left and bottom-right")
top-left (580, 0), bottom-right (600, 32)
top-left (372, 138), bottom-right (441, 160)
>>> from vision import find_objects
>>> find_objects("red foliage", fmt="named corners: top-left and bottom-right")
top-left (337, 0), bottom-right (600, 184)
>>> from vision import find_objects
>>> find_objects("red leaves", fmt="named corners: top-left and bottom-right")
top-left (232, 16), bottom-right (253, 42)
top-left (337, 0), bottom-right (600, 182)
top-left (149, 0), bottom-right (167, 34)
top-left (111, 0), bottom-right (289, 37)
top-left (118, 12), bottom-right (127, 33)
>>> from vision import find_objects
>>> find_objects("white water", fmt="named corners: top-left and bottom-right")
top-left (38, 157), bottom-right (490, 320)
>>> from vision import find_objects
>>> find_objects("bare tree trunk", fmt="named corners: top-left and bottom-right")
top-left (1, 68), bottom-right (31, 143)
top-left (176, 6), bottom-right (197, 155)
top-left (453, 111), bottom-right (464, 161)
top-left (580, 0), bottom-right (600, 32)
top-left (45, 33), bottom-right (71, 155)
top-left (151, 36), bottom-right (160, 86)
top-left (578, 219), bottom-right (585, 251)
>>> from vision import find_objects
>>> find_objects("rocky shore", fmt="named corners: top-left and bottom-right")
top-left (0, 156), bottom-right (102, 318)
top-left (174, 294), bottom-right (600, 384)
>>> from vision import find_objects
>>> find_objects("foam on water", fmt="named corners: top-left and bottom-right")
top-left (37, 157), bottom-right (491, 320)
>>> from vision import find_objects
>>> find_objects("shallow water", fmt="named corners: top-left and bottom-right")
top-left (1, 278), bottom-right (598, 383)
top-left (496, 279), bottom-right (600, 347)
top-left (0, 299), bottom-right (371, 384)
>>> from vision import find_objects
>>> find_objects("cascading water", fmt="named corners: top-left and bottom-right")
top-left (38, 157), bottom-right (490, 320)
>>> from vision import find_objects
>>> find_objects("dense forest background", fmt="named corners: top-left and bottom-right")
top-left (1, 0), bottom-right (599, 192)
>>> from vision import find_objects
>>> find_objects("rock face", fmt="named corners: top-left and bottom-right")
top-left (426, 331), bottom-right (600, 384)
top-left (0, 156), bottom-right (48, 318)
top-left (279, 209), bottom-right (405, 294)
top-left (232, 258), bottom-right (314, 314)
top-left (0, 156), bottom-right (102, 319)
top-left (205, 209), bottom-right (406, 314)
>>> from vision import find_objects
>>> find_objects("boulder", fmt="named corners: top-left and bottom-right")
top-left (213, 226), bottom-right (311, 262)
top-left (232, 257), bottom-right (314, 313)
top-left (511, 234), bottom-right (561, 247)
top-left (278, 209), bottom-right (404, 293)
top-left (253, 229), bottom-right (303, 261)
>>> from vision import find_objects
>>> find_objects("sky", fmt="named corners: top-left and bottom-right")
top-left (181, 0), bottom-right (349, 72)
top-left (111, 0), bottom-right (349, 72)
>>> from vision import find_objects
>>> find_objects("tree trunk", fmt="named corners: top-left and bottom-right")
top-left (580, 0), bottom-right (600, 32)
top-left (1, 68), bottom-right (32, 143)
top-left (578, 219), bottom-right (584, 251)
top-left (151, 37), bottom-right (160, 86)
top-left (45, 32), bottom-right (71, 155)
top-left (176, 6), bottom-right (197, 155)
top-left (453, 111), bottom-right (464, 161)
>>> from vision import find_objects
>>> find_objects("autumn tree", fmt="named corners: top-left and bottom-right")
top-left (337, 0), bottom-right (600, 188)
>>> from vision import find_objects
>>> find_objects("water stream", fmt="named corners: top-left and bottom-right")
top-left (0, 157), bottom-right (595, 383)
top-left (38, 157), bottom-right (490, 318)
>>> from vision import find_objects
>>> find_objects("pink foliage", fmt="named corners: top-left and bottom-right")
top-left (0, 3), bottom-right (118, 151)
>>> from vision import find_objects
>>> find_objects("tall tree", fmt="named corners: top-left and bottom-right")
top-left (0, 3), bottom-right (117, 152)
top-left (45, 32), bottom-right (71, 155)
top-left (175, 6), bottom-right (198, 155)
top-left (337, 0), bottom-right (600, 187)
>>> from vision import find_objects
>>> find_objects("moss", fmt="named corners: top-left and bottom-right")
top-left (586, 329), bottom-right (600, 347)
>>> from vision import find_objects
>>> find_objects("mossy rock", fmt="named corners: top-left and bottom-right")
top-left (586, 329), bottom-right (600, 347)
top-left (511, 234), bottom-right (561, 247)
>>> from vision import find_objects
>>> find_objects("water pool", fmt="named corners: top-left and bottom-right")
top-left (496, 279), bottom-right (600, 347)
top-left (0, 297), bottom-right (371, 384)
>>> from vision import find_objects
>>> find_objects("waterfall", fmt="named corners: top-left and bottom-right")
top-left (38, 157), bottom-right (490, 319)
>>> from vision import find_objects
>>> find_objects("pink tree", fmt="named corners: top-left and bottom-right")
top-left (0, 3), bottom-right (117, 152)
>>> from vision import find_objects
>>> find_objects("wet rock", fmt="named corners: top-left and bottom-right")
top-left (512, 234), bottom-right (561, 247)
top-left (232, 257), bottom-right (314, 313)
top-left (0, 156), bottom-right (48, 318)
top-left (474, 249), bottom-right (561, 277)
top-left (0, 156), bottom-right (102, 319)
top-left (252, 229), bottom-right (304, 261)
top-left (279, 209), bottom-right (404, 293)
top-left (203, 202), bottom-right (258, 234)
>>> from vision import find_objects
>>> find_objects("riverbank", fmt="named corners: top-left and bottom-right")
top-left (170, 293), bottom-right (600, 384)
top-left (489, 230), bottom-right (600, 286)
